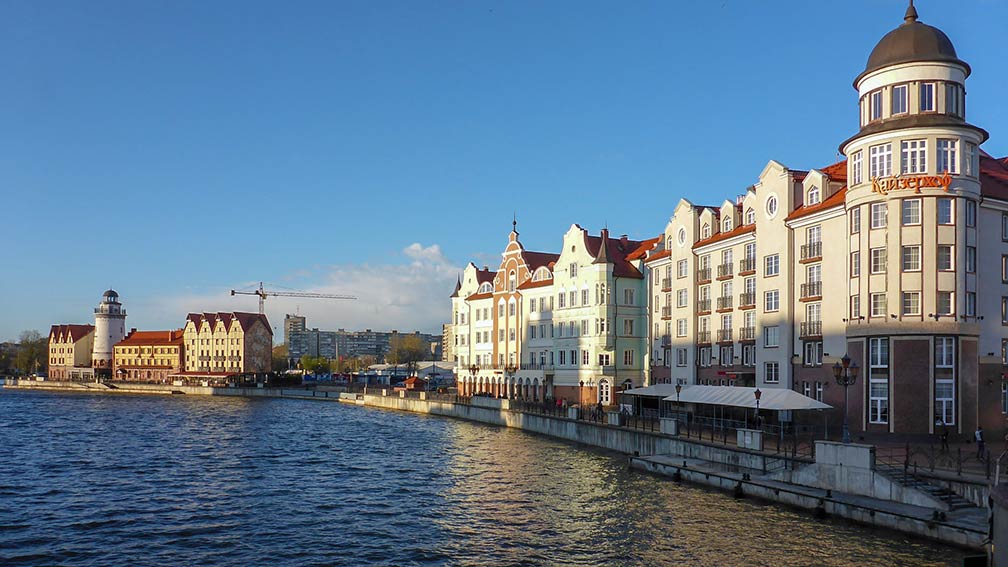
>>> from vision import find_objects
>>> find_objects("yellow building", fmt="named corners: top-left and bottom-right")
top-left (113, 329), bottom-right (185, 383)
top-left (48, 324), bottom-right (95, 381)
top-left (179, 312), bottom-right (272, 380)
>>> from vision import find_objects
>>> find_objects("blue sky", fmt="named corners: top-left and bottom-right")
top-left (2, 0), bottom-right (1006, 342)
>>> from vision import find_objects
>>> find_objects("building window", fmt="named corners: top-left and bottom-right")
top-left (569, 263), bottom-right (577, 278)
top-left (850, 295), bottom-right (861, 319)
top-left (869, 338), bottom-right (890, 424)
top-left (723, 216), bottom-right (733, 232)
top-left (920, 82), bottom-right (935, 112)
top-left (869, 90), bottom-right (883, 121)
top-left (699, 347), bottom-right (711, 368)
top-left (765, 362), bottom-right (780, 384)
top-left (623, 320), bottom-right (634, 336)
top-left (937, 198), bottom-right (954, 225)
top-left (870, 143), bottom-right (892, 178)
top-left (901, 199), bottom-right (921, 225)
top-left (937, 139), bottom-right (959, 174)
top-left (624, 289), bottom-right (635, 306)
top-left (851, 206), bottom-right (861, 233)
top-left (902, 292), bottom-right (921, 316)
top-left (871, 293), bottom-right (887, 317)
top-left (765, 254), bottom-right (779, 277)
top-left (742, 344), bottom-right (755, 367)
top-left (745, 208), bottom-right (755, 224)
top-left (937, 245), bottom-right (953, 271)
top-left (676, 319), bottom-right (687, 337)
top-left (901, 140), bottom-right (926, 174)
top-left (803, 341), bottom-right (823, 367)
top-left (807, 186), bottom-right (821, 205)
top-left (1002, 297), bottom-right (1008, 325)
top-left (701, 224), bottom-right (711, 239)
top-left (966, 200), bottom-right (976, 227)
top-left (966, 246), bottom-right (976, 273)
top-left (677, 259), bottom-right (688, 278)
top-left (558, 293), bottom-right (565, 308)
top-left (764, 325), bottom-right (779, 348)
top-left (677, 289), bottom-right (687, 308)
top-left (676, 348), bottom-right (687, 367)
top-left (870, 202), bottom-right (887, 229)
top-left (935, 337), bottom-right (956, 426)
top-left (965, 143), bottom-right (979, 177)
top-left (1003, 215), bottom-right (1008, 241)
top-left (1002, 382), bottom-right (1008, 414)
top-left (719, 345), bottom-right (734, 367)
top-left (965, 292), bottom-right (976, 317)
top-left (946, 83), bottom-right (962, 117)
top-left (870, 247), bottom-right (887, 274)
top-left (901, 245), bottom-right (921, 272)
top-left (765, 290), bottom-right (779, 312)
top-left (623, 349), bottom-right (634, 366)
top-left (937, 292), bottom-right (954, 316)
top-left (508, 302), bottom-right (516, 316)
top-left (766, 196), bottom-right (778, 218)
top-left (582, 289), bottom-right (589, 305)
top-left (891, 84), bottom-right (908, 115)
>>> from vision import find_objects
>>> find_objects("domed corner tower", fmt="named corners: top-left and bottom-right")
top-left (838, 1), bottom-right (990, 436)
top-left (92, 289), bottom-right (127, 377)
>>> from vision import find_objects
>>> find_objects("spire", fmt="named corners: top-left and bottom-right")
top-left (593, 229), bottom-right (611, 265)
top-left (903, 0), bottom-right (918, 25)
top-left (449, 275), bottom-right (461, 298)
top-left (512, 212), bottom-right (518, 235)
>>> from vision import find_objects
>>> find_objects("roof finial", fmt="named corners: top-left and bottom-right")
top-left (904, 0), bottom-right (918, 24)
top-left (512, 212), bottom-right (517, 233)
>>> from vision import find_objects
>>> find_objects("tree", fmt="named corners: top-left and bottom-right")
top-left (15, 330), bottom-right (47, 376)
top-left (271, 344), bottom-right (289, 373)
top-left (300, 355), bottom-right (329, 375)
top-left (387, 334), bottom-right (427, 376)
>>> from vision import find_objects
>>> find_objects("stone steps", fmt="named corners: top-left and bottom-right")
top-left (877, 465), bottom-right (977, 511)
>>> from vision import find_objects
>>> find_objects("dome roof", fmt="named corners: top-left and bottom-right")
top-left (103, 289), bottom-right (119, 299)
top-left (859, 2), bottom-right (969, 83)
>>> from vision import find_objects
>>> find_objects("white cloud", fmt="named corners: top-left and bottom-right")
top-left (145, 242), bottom-right (463, 339)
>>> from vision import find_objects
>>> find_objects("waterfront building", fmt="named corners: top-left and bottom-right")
top-left (178, 312), bottom-right (273, 379)
top-left (288, 328), bottom-right (338, 365)
top-left (283, 313), bottom-right (306, 346)
top-left (644, 3), bottom-right (1008, 437)
top-left (113, 329), bottom-right (185, 383)
top-left (451, 223), bottom-right (656, 405)
top-left (91, 289), bottom-right (127, 378)
top-left (47, 324), bottom-right (95, 381)
top-left (441, 322), bottom-right (454, 363)
top-left (333, 328), bottom-right (442, 361)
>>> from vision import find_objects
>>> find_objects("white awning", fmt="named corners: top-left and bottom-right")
top-left (661, 385), bottom-right (832, 411)
top-left (620, 384), bottom-right (685, 399)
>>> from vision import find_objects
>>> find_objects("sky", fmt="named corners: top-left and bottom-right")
top-left (2, 0), bottom-right (1007, 343)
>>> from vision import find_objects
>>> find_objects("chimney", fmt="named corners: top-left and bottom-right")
top-left (483, 265), bottom-right (489, 271)
top-left (620, 235), bottom-right (629, 245)
top-left (600, 228), bottom-right (609, 239)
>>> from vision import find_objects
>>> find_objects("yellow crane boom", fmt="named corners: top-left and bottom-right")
top-left (230, 282), bottom-right (356, 314)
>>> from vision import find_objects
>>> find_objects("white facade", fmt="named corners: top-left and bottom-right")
top-left (92, 289), bottom-right (127, 375)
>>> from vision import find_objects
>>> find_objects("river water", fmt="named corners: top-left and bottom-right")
top-left (0, 390), bottom-right (967, 566)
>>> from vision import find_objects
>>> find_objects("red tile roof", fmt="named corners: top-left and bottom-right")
top-left (819, 159), bottom-right (848, 183)
top-left (517, 278), bottom-right (553, 290)
top-left (49, 324), bottom-right (95, 342)
top-left (465, 291), bottom-right (493, 301)
top-left (117, 329), bottom-right (184, 346)
top-left (981, 152), bottom-right (1008, 201)
top-left (584, 231), bottom-right (648, 278)
top-left (185, 312), bottom-right (272, 335)
top-left (625, 236), bottom-right (660, 261)
top-left (522, 251), bottom-right (560, 271)
top-left (691, 224), bottom-right (756, 249)
top-left (785, 186), bottom-right (848, 221)
top-left (791, 170), bottom-right (809, 182)
top-left (644, 248), bottom-right (672, 263)
top-left (476, 268), bottom-right (496, 284)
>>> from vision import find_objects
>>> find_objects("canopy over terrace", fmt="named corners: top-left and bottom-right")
top-left (662, 385), bottom-right (832, 411)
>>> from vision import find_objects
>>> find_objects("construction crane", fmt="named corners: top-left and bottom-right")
top-left (230, 282), bottom-right (356, 314)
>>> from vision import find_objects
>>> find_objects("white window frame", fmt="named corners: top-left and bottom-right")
top-left (764, 290), bottom-right (779, 313)
top-left (870, 202), bottom-right (887, 229)
top-left (901, 139), bottom-right (926, 174)
top-left (869, 143), bottom-right (892, 178)
top-left (901, 199), bottom-right (921, 225)
top-left (869, 338), bottom-right (889, 424)
top-left (902, 291), bottom-right (921, 316)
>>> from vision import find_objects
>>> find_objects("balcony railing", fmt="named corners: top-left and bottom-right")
top-left (661, 278), bottom-right (673, 291)
top-left (801, 281), bottom-right (823, 299)
top-left (717, 263), bottom-right (733, 279)
top-left (801, 241), bottom-right (823, 261)
top-left (740, 326), bottom-right (756, 341)
top-left (738, 257), bottom-right (756, 274)
top-left (800, 320), bottom-right (823, 338)
top-left (697, 268), bottom-right (711, 283)
top-left (697, 330), bottom-right (711, 344)
top-left (661, 306), bottom-right (673, 319)
top-left (697, 299), bottom-right (711, 313)
top-left (717, 329), bottom-right (733, 342)
top-left (739, 292), bottom-right (756, 307)
top-left (717, 296), bottom-right (733, 310)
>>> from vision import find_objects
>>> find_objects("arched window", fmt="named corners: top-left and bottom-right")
top-left (807, 186), bottom-right (821, 205)
top-left (666, 236), bottom-right (674, 250)
top-left (478, 282), bottom-right (492, 294)
top-left (723, 216), bottom-right (733, 232)
top-left (745, 208), bottom-right (755, 225)
top-left (508, 271), bottom-right (516, 293)
top-left (599, 379), bottom-right (612, 405)
top-left (701, 224), bottom-right (711, 239)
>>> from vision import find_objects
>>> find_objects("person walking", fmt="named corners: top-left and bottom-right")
top-left (975, 426), bottom-right (986, 461)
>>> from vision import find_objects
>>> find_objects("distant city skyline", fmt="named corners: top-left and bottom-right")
top-left (3, 0), bottom-right (1007, 342)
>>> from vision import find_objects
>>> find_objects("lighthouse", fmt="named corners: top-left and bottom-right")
top-left (92, 289), bottom-right (127, 378)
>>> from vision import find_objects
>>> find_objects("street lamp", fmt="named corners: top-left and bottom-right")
top-left (468, 363), bottom-right (479, 396)
top-left (832, 354), bottom-right (860, 444)
top-left (504, 363), bottom-right (517, 399)
top-left (675, 382), bottom-right (682, 422)
top-left (754, 388), bottom-right (762, 430)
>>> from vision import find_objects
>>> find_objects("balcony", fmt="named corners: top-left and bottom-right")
top-left (800, 241), bottom-right (823, 262)
top-left (800, 281), bottom-right (823, 300)
top-left (800, 320), bottom-right (823, 338)
top-left (697, 267), bottom-right (711, 283)
top-left (600, 365), bottom-right (616, 376)
top-left (697, 299), bottom-right (711, 313)
top-left (739, 292), bottom-right (756, 308)
top-left (697, 330), bottom-right (711, 344)
top-left (716, 296), bottom-right (733, 311)
top-left (717, 329), bottom-right (733, 343)
top-left (738, 257), bottom-right (756, 275)
top-left (660, 335), bottom-right (671, 348)
top-left (739, 326), bottom-right (756, 341)
top-left (518, 362), bottom-right (553, 371)
top-left (717, 263), bottom-right (733, 280)
top-left (661, 306), bottom-right (673, 320)
top-left (661, 277), bottom-right (673, 292)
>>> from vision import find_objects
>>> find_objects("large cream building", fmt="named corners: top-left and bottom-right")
top-left (451, 223), bottom-right (655, 406)
top-left (47, 324), bottom-right (95, 381)
top-left (179, 312), bottom-right (273, 378)
top-left (645, 3), bottom-right (1008, 437)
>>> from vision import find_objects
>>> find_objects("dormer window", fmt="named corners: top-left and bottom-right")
top-left (920, 83), bottom-right (935, 112)
top-left (891, 84), bottom-right (908, 115)
top-left (478, 282), bottom-right (493, 294)
top-left (807, 186), bottom-right (821, 206)
top-left (745, 208), bottom-right (755, 225)
top-left (722, 216), bottom-right (733, 232)
top-left (701, 224), bottom-right (711, 239)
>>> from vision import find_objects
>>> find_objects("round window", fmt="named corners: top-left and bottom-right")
top-left (677, 228), bottom-right (687, 246)
top-left (766, 195), bottom-right (779, 218)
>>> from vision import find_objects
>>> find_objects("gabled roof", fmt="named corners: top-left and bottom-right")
top-left (517, 278), bottom-right (553, 290)
top-left (476, 268), bottom-right (496, 284)
top-left (117, 329), bottom-right (185, 346)
top-left (185, 312), bottom-right (272, 335)
top-left (981, 151), bottom-right (1008, 201)
top-left (625, 236), bottom-right (660, 261)
top-left (522, 251), bottom-right (560, 271)
top-left (691, 224), bottom-right (756, 250)
top-left (49, 324), bottom-right (95, 342)
top-left (584, 230), bottom-right (647, 278)
top-left (465, 291), bottom-right (494, 301)
top-left (819, 159), bottom-right (848, 183)
top-left (786, 186), bottom-right (848, 222)
top-left (644, 249), bottom-right (672, 264)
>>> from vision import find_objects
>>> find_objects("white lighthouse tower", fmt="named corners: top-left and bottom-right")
top-left (92, 289), bottom-right (127, 378)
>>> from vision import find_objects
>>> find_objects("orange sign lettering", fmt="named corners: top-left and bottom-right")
top-left (870, 171), bottom-right (952, 195)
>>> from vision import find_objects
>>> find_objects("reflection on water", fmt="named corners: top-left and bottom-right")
top-left (0, 390), bottom-right (965, 566)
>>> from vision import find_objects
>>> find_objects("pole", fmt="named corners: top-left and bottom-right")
top-left (842, 382), bottom-right (851, 444)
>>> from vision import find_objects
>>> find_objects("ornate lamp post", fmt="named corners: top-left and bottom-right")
top-left (504, 363), bottom-right (517, 399)
top-left (754, 388), bottom-right (762, 430)
top-left (468, 363), bottom-right (479, 396)
top-left (675, 382), bottom-right (682, 421)
top-left (832, 354), bottom-right (860, 444)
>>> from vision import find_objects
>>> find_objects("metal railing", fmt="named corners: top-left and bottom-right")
top-left (717, 296), bottom-right (733, 310)
top-left (739, 326), bottom-right (756, 341)
top-left (697, 268), bottom-right (711, 282)
top-left (697, 330), bottom-right (711, 344)
top-left (717, 263), bottom-right (733, 278)
top-left (717, 329), bottom-right (733, 342)
top-left (738, 257), bottom-right (756, 273)
top-left (661, 278), bottom-right (673, 291)
top-left (661, 306), bottom-right (673, 319)
top-left (800, 281), bottom-right (822, 299)
top-left (800, 320), bottom-right (822, 338)
top-left (697, 299), bottom-right (711, 313)
top-left (801, 241), bottom-right (822, 260)
top-left (739, 292), bottom-right (755, 307)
